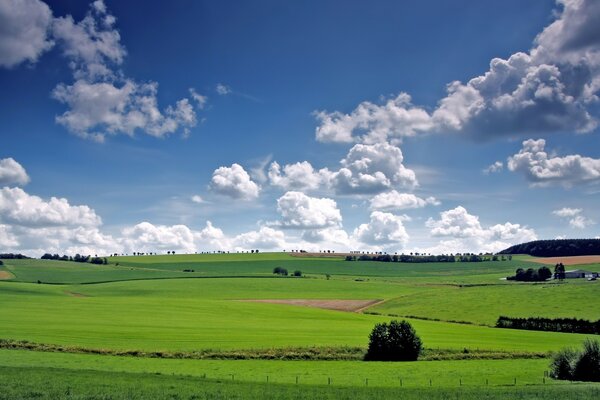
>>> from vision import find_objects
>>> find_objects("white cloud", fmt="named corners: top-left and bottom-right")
top-left (268, 161), bottom-right (330, 191)
top-left (552, 207), bottom-right (595, 229)
top-left (370, 190), bottom-right (439, 211)
top-left (49, 1), bottom-right (201, 141)
top-left (507, 138), bottom-right (600, 187)
top-left (0, 158), bottom-right (30, 186)
top-left (233, 226), bottom-right (286, 250)
top-left (314, 0), bottom-right (600, 143)
top-left (552, 207), bottom-right (582, 217)
top-left (122, 222), bottom-right (196, 253)
top-left (275, 191), bottom-right (342, 229)
top-left (216, 83), bottom-right (231, 95)
top-left (314, 93), bottom-right (434, 143)
top-left (353, 211), bottom-right (409, 246)
top-left (190, 195), bottom-right (205, 204)
top-left (0, 186), bottom-right (119, 256)
top-left (424, 206), bottom-right (537, 253)
top-left (269, 142), bottom-right (417, 195)
top-left (52, 80), bottom-right (198, 141)
top-left (210, 163), bottom-right (260, 200)
top-left (483, 161), bottom-right (503, 174)
top-left (0, 0), bottom-right (54, 68)
top-left (51, 1), bottom-right (125, 80)
top-left (0, 186), bottom-right (101, 227)
top-left (189, 88), bottom-right (208, 109)
top-left (569, 214), bottom-right (595, 229)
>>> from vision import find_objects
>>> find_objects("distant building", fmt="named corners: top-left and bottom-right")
top-left (564, 269), bottom-right (599, 279)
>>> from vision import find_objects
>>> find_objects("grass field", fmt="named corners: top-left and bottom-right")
top-left (2, 252), bottom-right (599, 398)
top-left (3, 366), bottom-right (599, 400)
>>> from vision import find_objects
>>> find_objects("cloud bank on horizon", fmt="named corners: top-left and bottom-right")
top-left (0, 0), bottom-right (599, 256)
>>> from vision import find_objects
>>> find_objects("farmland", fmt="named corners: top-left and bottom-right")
top-left (1, 252), bottom-right (599, 398)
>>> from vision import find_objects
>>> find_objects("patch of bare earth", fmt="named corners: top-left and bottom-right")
top-left (240, 299), bottom-right (383, 312)
top-left (0, 271), bottom-right (14, 280)
top-left (63, 291), bottom-right (89, 298)
top-left (530, 255), bottom-right (600, 266)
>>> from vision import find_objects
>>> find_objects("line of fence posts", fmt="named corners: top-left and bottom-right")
top-left (196, 373), bottom-right (552, 387)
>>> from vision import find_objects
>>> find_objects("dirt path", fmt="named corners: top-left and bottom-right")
top-left (530, 255), bottom-right (600, 266)
top-left (63, 291), bottom-right (90, 298)
top-left (239, 299), bottom-right (383, 312)
top-left (0, 270), bottom-right (14, 280)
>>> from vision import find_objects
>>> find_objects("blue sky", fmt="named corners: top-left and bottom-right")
top-left (0, 0), bottom-right (599, 256)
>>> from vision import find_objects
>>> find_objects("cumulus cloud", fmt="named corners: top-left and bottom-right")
top-left (275, 191), bottom-right (342, 229)
top-left (424, 206), bottom-right (537, 253)
top-left (122, 222), bottom-right (197, 254)
top-left (0, 158), bottom-right (30, 186)
top-left (353, 211), bottom-right (409, 246)
top-left (314, 0), bottom-right (600, 143)
top-left (190, 195), bottom-right (205, 204)
top-left (507, 138), bottom-right (600, 187)
top-left (210, 163), bottom-right (260, 200)
top-left (216, 83), bottom-right (231, 95)
top-left (269, 142), bottom-right (417, 195)
top-left (233, 226), bottom-right (286, 250)
top-left (0, 0), bottom-right (54, 68)
top-left (0, 186), bottom-right (101, 227)
top-left (483, 161), bottom-right (504, 174)
top-left (44, 1), bottom-right (203, 141)
top-left (268, 161), bottom-right (330, 192)
top-left (0, 186), bottom-right (119, 256)
top-left (552, 207), bottom-right (595, 229)
top-left (369, 190), bottom-right (439, 211)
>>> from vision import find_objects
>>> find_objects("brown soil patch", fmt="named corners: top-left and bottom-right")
top-left (240, 299), bottom-right (383, 312)
top-left (64, 291), bottom-right (89, 298)
top-left (0, 270), bottom-right (14, 280)
top-left (529, 255), bottom-right (600, 266)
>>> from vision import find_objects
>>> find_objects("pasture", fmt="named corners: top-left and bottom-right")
top-left (1, 252), bottom-right (599, 398)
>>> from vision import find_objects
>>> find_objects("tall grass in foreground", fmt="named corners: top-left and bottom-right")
top-left (1, 366), bottom-right (599, 400)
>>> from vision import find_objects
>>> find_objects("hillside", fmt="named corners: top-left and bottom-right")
top-left (499, 239), bottom-right (600, 257)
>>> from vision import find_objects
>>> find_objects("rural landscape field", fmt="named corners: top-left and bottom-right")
top-left (2, 0), bottom-right (600, 398)
top-left (1, 251), bottom-right (600, 398)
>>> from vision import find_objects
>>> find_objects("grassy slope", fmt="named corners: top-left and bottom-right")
top-left (0, 278), bottom-right (596, 352)
top-left (370, 280), bottom-right (600, 325)
top-left (0, 349), bottom-right (568, 387)
top-left (3, 366), bottom-right (599, 400)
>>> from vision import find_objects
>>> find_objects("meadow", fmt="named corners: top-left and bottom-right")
top-left (1, 252), bottom-right (599, 398)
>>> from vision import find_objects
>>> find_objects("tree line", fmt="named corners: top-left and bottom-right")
top-left (499, 238), bottom-right (600, 257)
top-left (41, 253), bottom-right (108, 265)
top-left (496, 316), bottom-right (600, 335)
top-left (345, 254), bottom-right (510, 263)
top-left (506, 266), bottom-right (552, 282)
top-left (0, 253), bottom-right (30, 259)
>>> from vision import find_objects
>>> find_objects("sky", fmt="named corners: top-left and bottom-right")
top-left (0, 0), bottom-right (599, 256)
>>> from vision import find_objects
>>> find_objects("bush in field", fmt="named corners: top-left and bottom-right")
top-left (365, 320), bottom-right (422, 361)
top-left (0, 260), bottom-right (3, 266)
top-left (551, 339), bottom-right (600, 381)
top-left (293, 270), bottom-right (302, 277)
top-left (272, 267), bottom-right (288, 276)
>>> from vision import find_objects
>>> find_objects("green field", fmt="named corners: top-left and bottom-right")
top-left (1, 252), bottom-right (599, 398)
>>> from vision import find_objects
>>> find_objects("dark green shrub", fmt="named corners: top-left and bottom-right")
top-left (573, 339), bottom-right (600, 382)
top-left (365, 320), bottom-right (422, 361)
top-left (550, 348), bottom-right (576, 380)
top-left (272, 267), bottom-right (288, 276)
top-left (551, 339), bottom-right (600, 381)
top-left (293, 270), bottom-right (302, 277)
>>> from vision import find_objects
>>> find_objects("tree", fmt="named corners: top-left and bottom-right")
top-left (293, 270), bottom-right (302, 277)
top-left (554, 263), bottom-right (566, 280)
top-left (273, 266), bottom-right (288, 276)
top-left (365, 320), bottom-right (422, 361)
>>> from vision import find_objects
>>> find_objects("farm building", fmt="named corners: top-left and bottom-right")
top-left (564, 270), bottom-right (599, 279)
